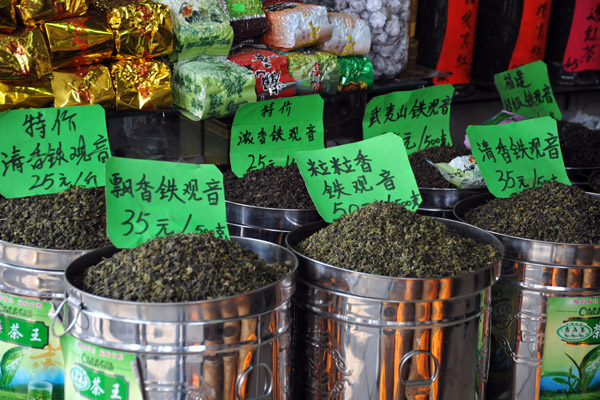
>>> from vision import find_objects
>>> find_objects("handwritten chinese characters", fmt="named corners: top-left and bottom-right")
top-left (494, 60), bottom-right (562, 120)
top-left (295, 133), bottom-right (421, 222)
top-left (563, 1), bottom-right (600, 73)
top-left (467, 117), bottom-right (570, 198)
top-left (0, 105), bottom-right (110, 198)
top-left (105, 157), bottom-right (229, 249)
top-left (362, 85), bottom-right (454, 155)
top-left (230, 95), bottom-right (325, 178)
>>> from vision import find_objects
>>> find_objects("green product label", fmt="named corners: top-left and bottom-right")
top-left (467, 117), bottom-right (571, 198)
top-left (362, 85), bottom-right (454, 155)
top-left (61, 335), bottom-right (142, 400)
top-left (0, 292), bottom-right (64, 400)
top-left (494, 60), bottom-right (562, 120)
top-left (0, 105), bottom-right (110, 199)
top-left (232, 3), bottom-right (246, 12)
top-left (230, 95), bottom-right (325, 178)
top-left (295, 133), bottom-right (422, 223)
top-left (105, 157), bottom-right (229, 249)
top-left (540, 296), bottom-right (600, 399)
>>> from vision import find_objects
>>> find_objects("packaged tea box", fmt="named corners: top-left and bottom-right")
top-left (0, 28), bottom-right (52, 80)
top-left (0, 0), bottom-right (17, 33)
top-left (0, 78), bottom-right (54, 111)
top-left (52, 64), bottom-right (115, 108)
top-left (16, 0), bottom-right (87, 26)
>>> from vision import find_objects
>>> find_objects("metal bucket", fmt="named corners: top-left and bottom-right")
top-left (566, 166), bottom-right (600, 187)
top-left (588, 169), bottom-right (600, 193)
top-left (226, 201), bottom-right (322, 245)
top-left (286, 219), bottom-right (503, 400)
top-left (57, 237), bottom-right (297, 400)
top-left (453, 193), bottom-right (600, 400)
top-left (417, 187), bottom-right (488, 219)
top-left (0, 240), bottom-right (89, 399)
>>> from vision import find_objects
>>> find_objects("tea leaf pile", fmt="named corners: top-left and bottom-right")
top-left (296, 201), bottom-right (499, 278)
top-left (0, 187), bottom-right (109, 250)
top-left (409, 146), bottom-right (467, 188)
top-left (558, 120), bottom-right (600, 168)
top-left (224, 165), bottom-right (314, 209)
top-left (75, 233), bottom-right (291, 302)
top-left (465, 182), bottom-right (600, 244)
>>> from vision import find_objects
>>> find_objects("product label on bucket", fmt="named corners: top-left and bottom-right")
top-left (540, 296), bottom-right (600, 398)
top-left (105, 157), bottom-right (229, 248)
top-left (467, 117), bottom-right (571, 197)
top-left (0, 105), bottom-right (110, 199)
top-left (0, 292), bottom-right (64, 400)
top-left (494, 60), bottom-right (562, 120)
top-left (362, 85), bottom-right (454, 155)
top-left (295, 133), bottom-right (421, 222)
top-left (61, 335), bottom-right (143, 400)
top-left (230, 94), bottom-right (325, 178)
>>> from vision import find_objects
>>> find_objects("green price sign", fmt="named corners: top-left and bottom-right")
top-left (230, 94), bottom-right (325, 177)
top-left (105, 157), bottom-right (229, 249)
top-left (0, 105), bottom-right (110, 198)
top-left (494, 60), bottom-right (562, 120)
top-left (362, 85), bottom-right (454, 155)
top-left (295, 133), bottom-right (421, 223)
top-left (467, 117), bottom-right (571, 198)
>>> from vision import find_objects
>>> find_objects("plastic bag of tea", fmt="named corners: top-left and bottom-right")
top-left (0, 78), bottom-right (53, 112)
top-left (0, 0), bottom-right (17, 33)
top-left (337, 55), bottom-right (373, 92)
top-left (219, 0), bottom-right (268, 42)
top-left (285, 49), bottom-right (339, 95)
top-left (318, 12), bottom-right (371, 56)
top-left (52, 64), bottom-right (115, 109)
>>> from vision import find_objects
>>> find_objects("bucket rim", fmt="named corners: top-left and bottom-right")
top-left (226, 199), bottom-right (319, 213)
top-left (0, 238), bottom-right (91, 270)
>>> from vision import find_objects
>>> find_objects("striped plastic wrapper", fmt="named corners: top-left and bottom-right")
top-left (43, 12), bottom-right (114, 69)
top-left (172, 56), bottom-right (256, 120)
top-left (16, 0), bottom-right (87, 26)
top-left (90, 0), bottom-right (173, 59)
top-left (285, 49), bottom-right (339, 95)
top-left (52, 64), bottom-right (115, 108)
top-left (338, 55), bottom-right (373, 92)
top-left (0, 0), bottom-right (17, 33)
top-left (318, 12), bottom-right (371, 56)
top-left (0, 28), bottom-right (52, 80)
top-left (0, 78), bottom-right (53, 112)
top-left (229, 47), bottom-right (295, 100)
top-left (262, 2), bottom-right (332, 51)
top-left (110, 58), bottom-right (172, 111)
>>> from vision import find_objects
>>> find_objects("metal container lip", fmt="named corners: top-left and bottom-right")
top-left (64, 236), bottom-right (298, 321)
top-left (226, 199), bottom-right (323, 230)
top-left (226, 199), bottom-right (318, 213)
top-left (227, 221), bottom-right (288, 234)
top-left (286, 218), bottom-right (504, 300)
top-left (453, 191), bottom-right (600, 247)
top-left (0, 238), bottom-right (91, 271)
top-left (589, 170), bottom-right (600, 193)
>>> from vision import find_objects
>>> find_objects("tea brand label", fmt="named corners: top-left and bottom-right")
top-left (0, 105), bottom-right (110, 198)
top-left (61, 335), bottom-right (143, 400)
top-left (494, 60), bottom-right (562, 120)
top-left (467, 117), bottom-right (570, 198)
top-left (0, 292), bottom-right (64, 399)
top-left (105, 157), bottom-right (229, 249)
top-left (362, 85), bottom-right (454, 155)
top-left (295, 133), bottom-right (421, 222)
top-left (230, 94), bottom-right (325, 178)
top-left (540, 296), bottom-right (600, 398)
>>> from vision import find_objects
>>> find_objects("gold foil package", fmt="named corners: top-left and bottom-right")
top-left (52, 64), bottom-right (115, 108)
top-left (16, 0), bottom-right (87, 26)
top-left (0, 0), bottom-right (17, 33)
top-left (110, 58), bottom-right (172, 111)
top-left (44, 13), bottom-right (114, 69)
top-left (0, 78), bottom-right (53, 111)
top-left (0, 28), bottom-right (52, 80)
top-left (90, 0), bottom-right (173, 59)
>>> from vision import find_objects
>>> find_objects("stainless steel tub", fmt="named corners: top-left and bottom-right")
top-left (286, 219), bottom-right (503, 400)
top-left (417, 187), bottom-right (488, 219)
top-left (59, 237), bottom-right (297, 400)
top-left (454, 192), bottom-right (600, 400)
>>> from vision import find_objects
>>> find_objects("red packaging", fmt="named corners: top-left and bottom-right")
top-left (229, 48), bottom-right (295, 101)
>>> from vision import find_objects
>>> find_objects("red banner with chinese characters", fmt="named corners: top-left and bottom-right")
top-left (508, 0), bottom-right (552, 70)
top-left (433, 0), bottom-right (479, 85)
top-left (563, 0), bottom-right (600, 72)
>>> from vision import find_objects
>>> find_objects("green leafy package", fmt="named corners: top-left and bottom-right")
top-left (219, 0), bottom-right (268, 41)
top-left (155, 0), bottom-right (233, 61)
top-left (172, 56), bottom-right (256, 120)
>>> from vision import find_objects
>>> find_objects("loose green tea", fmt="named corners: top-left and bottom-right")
top-left (0, 187), bottom-right (110, 250)
top-left (464, 182), bottom-right (600, 244)
top-left (224, 164), bottom-right (314, 209)
top-left (74, 233), bottom-right (291, 302)
top-left (296, 201), bottom-right (499, 278)
top-left (409, 146), bottom-right (467, 188)
top-left (558, 120), bottom-right (600, 168)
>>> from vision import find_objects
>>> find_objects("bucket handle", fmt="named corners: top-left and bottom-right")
top-left (235, 362), bottom-right (273, 400)
top-left (399, 350), bottom-right (440, 387)
top-left (50, 297), bottom-right (82, 338)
